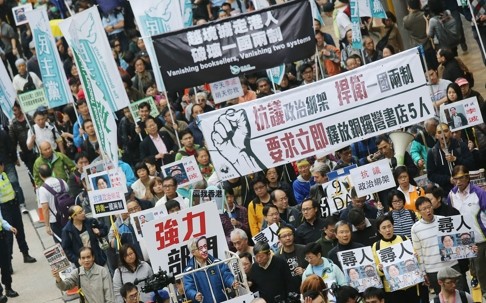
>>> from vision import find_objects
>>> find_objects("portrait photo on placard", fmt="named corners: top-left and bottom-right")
top-left (90, 173), bottom-right (111, 190)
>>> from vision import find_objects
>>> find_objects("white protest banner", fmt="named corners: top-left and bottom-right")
top-left (252, 223), bottom-right (279, 251)
top-left (141, 202), bottom-right (228, 275)
top-left (129, 97), bottom-right (159, 122)
top-left (161, 155), bottom-right (203, 187)
top-left (83, 160), bottom-right (116, 190)
top-left (223, 293), bottom-right (259, 303)
top-left (26, 7), bottom-right (73, 109)
top-left (436, 215), bottom-right (477, 261)
top-left (338, 246), bottom-right (383, 292)
top-left (349, 159), bottom-right (396, 197)
top-left (88, 188), bottom-right (127, 218)
top-left (0, 60), bottom-right (16, 120)
top-left (320, 175), bottom-right (353, 217)
top-left (17, 88), bottom-right (48, 115)
top-left (58, 7), bottom-right (130, 113)
top-left (439, 97), bottom-right (483, 132)
top-left (44, 243), bottom-right (71, 272)
top-left (209, 77), bottom-right (244, 104)
top-left (358, 0), bottom-right (372, 17)
top-left (191, 188), bottom-right (225, 214)
top-left (130, 204), bottom-right (168, 241)
top-left (88, 168), bottom-right (127, 193)
top-left (199, 48), bottom-right (433, 181)
top-left (377, 240), bottom-right (424, 291)
top-left (59, 11), bottom-right (122, 164)
top-left (130, 0), bottom-right (184, 91)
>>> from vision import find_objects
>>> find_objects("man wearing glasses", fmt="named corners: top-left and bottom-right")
top-left (295, 198), bottom-right (326, 244)
top-left (183, 236), bottom-right (238, 302)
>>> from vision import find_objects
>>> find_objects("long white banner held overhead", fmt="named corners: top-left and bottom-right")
top-left (199, 48), bottom-right (434, 181)
top-left (26, 7), bottom-right (72, 109)
top-left (59, 9), bottom-right (120, 163)
top-left (130, 0), bottom-right (184, 91)
top-left (58, 7), bottom-right (129, 113)
top-left (0, 60), bottom-right (16, 120)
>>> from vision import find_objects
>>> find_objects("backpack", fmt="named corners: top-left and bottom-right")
top-left (437, 12), bottom-right (460, 47)
top-left (433, 291), bottom-right (467, 303)
top-left (43, 178), bottom-right (76, 227)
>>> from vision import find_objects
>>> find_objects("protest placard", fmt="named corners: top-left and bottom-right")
top-left (377, 240), bottom-right (424, 291)
top-left (252, 223), bottom-right (279, 252)
top-left (199, 48), bottom-right (433, 181)
top-left (320, 175), bottom-right (353, 218)
top-left (437, 215), bottom-right (477, 261)
top-left (44, 243), bottom-right (71, 272)
top-left (88, 188), bottom-right (127, 218)
top-left (209, 77), bottom-right (244, 104)
top-left (0, 61), bottom-right (16, 120)
top-left (141, 202), bottom-right (228, 275)
top-left (129, 97), bottom-right (159, 122)
top-left (191, 189), bottom-right (225, 213)
top-left (12, 3), bottom-right (32, 26)
top-left (17, 88), bottom-right (48, 115)
top-left (349, 159), bottom-right (396, 197)
top-left (161, 155), bottom-right (203, 187)
top-left (338, 246), bottom-right (383, 292)
top-left (439, 97), bottom-right (484, 131)
top-left (130, 205), bottom-right (168, 241)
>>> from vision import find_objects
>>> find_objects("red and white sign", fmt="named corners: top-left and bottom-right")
top-left (349, 159), bottom-right (396, 197)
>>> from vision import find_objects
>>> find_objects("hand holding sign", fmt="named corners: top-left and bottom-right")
top-left (211, 108), bottom-right (265, 174)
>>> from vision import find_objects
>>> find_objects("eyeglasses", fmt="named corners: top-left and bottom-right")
top-left (302, 207), bottom-right (314, 212)
top-left (163, 184), bottom-right (176, 188)
top-left (127, 205), bottom-right (141, 212)
top-left (127, 291), bottom-right (139, 300)
top-left (198, 244), bottom-right (208, 251)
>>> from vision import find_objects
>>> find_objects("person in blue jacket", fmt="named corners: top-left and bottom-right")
top-left (61, 205), bottom-right (108, 267)
top-left (183, 236), bottom-right (238, 302)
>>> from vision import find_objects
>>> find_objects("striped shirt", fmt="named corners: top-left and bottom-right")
top-left (411, 215), bottom-right (458, 273)
top-left (390, 209), bottom-right (416, 238)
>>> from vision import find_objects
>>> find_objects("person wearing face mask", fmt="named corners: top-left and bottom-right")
top-left (372, 215), bottom-right (420, 303)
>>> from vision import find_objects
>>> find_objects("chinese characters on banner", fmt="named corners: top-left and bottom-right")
top-left (209, 77), bottom-right (244, 104)
top-left (130, 205), bottom-right (168, 241)
top-left (437, 215), bottom-right (477, 261)
top-left (338, 247), bottom-right (383, 292)
top-left (87, 168), bottom-right (128, 218)
top-left (191, 189), bottom-right (225, 214)
top-left (252, 222), bottom-right (280, 252)
top-left (44, 243), bottom-right (71, 272)
top-left (350, 0), bottom-right (363, 50)
top-left (439, 97), bottom-right (484, 131)
top-left (129, 97), bottom-right (160, 122)
top-left (161, 155), bottom-right (203, 187)
top-left (349, 159), bottom-right (396, 197)
top-left (152, 0), bottom-right (314, 90)
top-left (17, 88), bottom-right (48, 115)
top-left (26, 7), bottom-right (73, 109)
top-left (0, 60), bottom-right (17, 120)
top-left (377, 240), bottom-right (424, 291)
top-left (141, 202), bottom-right (228, 275)
top-left (200, 48), bottom-right (433, 181)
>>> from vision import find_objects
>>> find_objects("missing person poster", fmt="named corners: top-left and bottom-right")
top-left (44, 243), bottom-right (71, 272)
top-left (437, 215), bottom-right (477, 261)
top-left (439, 97), bottom-right (483, 131)
top-left (338, 246), bottom-right (383, 292)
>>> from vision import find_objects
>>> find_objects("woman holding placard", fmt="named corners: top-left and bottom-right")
top-left (371, 215), bottom-right (420, 303)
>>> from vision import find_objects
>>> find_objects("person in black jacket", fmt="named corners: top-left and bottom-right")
top-left (327, 221), bottom-right (364, 270)
top-left (250, 241), bottom-right (297, 302)
top-left (424, 187), bottom-right (459, 217)
top-left (61, 205), bottom-right (108, 267)
top-left (139, 116), bottom-right (176, 168)
top-left (427, 123), bottom-right (475, 194)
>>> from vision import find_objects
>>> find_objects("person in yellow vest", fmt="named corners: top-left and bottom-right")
top-left (0, 160), bottom-right (36, 265)
top-left (0, 203), bottom-right (19, 299)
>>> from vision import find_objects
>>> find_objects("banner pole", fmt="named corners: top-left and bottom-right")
top-left (418, 46), bottom-right (453, 175)
top-left (163, 90), bottom-right (182, 149)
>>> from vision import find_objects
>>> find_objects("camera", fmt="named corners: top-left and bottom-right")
top-left (134, 267), bottom-right (176, 294)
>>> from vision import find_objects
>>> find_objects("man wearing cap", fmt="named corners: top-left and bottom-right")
top-left (447, 165), bottom-right (486, 299)
top-left (293, 159), bottom-right (315, 205)
top-left (12, 58), bottom-right (42, 93)
top-left (26, 41), bottom-right (41, 80)
top-left (183, 236), bottom-right (237, 302)
top-left (434, 267), bottom-right (473, 303)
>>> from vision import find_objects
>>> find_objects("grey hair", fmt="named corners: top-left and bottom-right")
top-left (253, 241), bottom-right (270, 255)
top-left (230, 228), bottom-right (248, 241)
top-left (334, 220), bottom-right (352, 233)
top-left (310, 162), bottom-right (331, 176)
